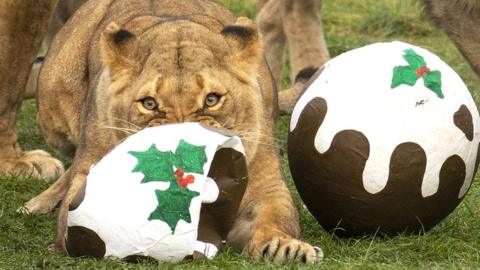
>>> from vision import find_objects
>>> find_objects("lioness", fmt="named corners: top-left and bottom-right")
top-left (23, 0), bottom-right (330, 112)
top-left (22, 0), bottom-right (322, 263)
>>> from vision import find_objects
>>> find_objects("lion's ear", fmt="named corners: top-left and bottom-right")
top-left (101, 22), bottom-right (138, 79)
top-left (221, 17), bottom-right (263, 82)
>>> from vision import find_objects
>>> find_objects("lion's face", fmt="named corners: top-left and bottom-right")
top-left (100, 18), bottom-right (265, 159)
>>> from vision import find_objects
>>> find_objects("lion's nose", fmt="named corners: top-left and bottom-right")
top-left (147, 118), bottom-right (170, 127)
top-left (147, 114), bottom-right (187, 127)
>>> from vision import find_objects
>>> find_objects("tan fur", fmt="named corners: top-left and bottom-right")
top-left (257, 0), bottom-right (329, 114)
top-left (422, 0), bottom-right (480, 77)
top-left (23, 0), bottom-right (320, 263)
top-left (45, 0), bottom-right (87, 47)
top-left (0, 0), bottom-right (64, 180)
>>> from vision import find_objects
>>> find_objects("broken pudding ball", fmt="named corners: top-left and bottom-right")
top-left (66, 123), bottom-right (248, 261)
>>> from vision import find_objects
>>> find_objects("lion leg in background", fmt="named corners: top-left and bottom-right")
top-left (227, 142), bottom-right (323, 263)
top-left (423, 0), bottom-right (480, 78)
top-left (279, 0), bottom-right (329, 114)
top-left (0, 0), bottom-right (64, 181)
top-left (283, 0), bottom-right (329, 82)
top-left (257, 0), bottom-right (329, 114)
top-left (279, 0), bottom-right (330, 113)
top-left (256, 0), bottom-right (287, 87)
top-left (24, 0), bottom-right (87, 100)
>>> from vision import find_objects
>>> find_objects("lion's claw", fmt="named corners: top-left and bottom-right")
top-left (250, 235), bottom-right (323, 264)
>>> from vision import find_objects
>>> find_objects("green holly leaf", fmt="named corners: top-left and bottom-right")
top-left (129, 144), bottom-right (176, 184)
top-left (391, 66), bottom-right (418, 89)
top-left (423, 70), bottom-right (444, 98)
top-left (403, 48), bottom-right (426, 69)
top-left (174, 139), bottom-right (207, 174)
top-left (148, 187), bottom-right (200, 232)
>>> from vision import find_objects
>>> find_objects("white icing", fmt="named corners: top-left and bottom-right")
top-left (194, 241), bottom-right (218, 259)
top-left (68, 123), bottom-right (244, 261)
top-left (291, 41), bottom-right (480, 198)
top-left (202, 177), bottom-right (220, 204)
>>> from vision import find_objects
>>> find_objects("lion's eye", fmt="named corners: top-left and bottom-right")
top-left (142, 97), bottom-right (158, 110)
top-left (204, 93), bottom-right (221, 108)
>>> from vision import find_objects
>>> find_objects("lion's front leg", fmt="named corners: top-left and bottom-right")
top-left (49, 170), bottom-right (87, 252)
top-left (23, 125), bottom-right (110, 251)
top-left (19, 168), bottom-right (72, 215)
top-left (227, 146), bottom-right (323, 264)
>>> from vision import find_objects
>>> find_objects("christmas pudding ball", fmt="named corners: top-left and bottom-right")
top-left (288, 41), bottom-right (480, 237)
top-left (66, 123), bottom-right (248, 261)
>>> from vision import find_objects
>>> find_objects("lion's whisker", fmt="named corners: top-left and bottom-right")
top-left (95, 125), bottom-right (137, 135)
top-left (112, 118), bottom-right (141, 130)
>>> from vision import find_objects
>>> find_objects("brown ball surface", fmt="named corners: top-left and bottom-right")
top-left (288, 97), bottom-right (480, 237)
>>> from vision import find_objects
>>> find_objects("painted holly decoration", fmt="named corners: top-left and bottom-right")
top-left (129, 140), bottom-right (208, 232)
top-left (129, 140), bottom-right (207, 185)
top-left (128, 145), bottom-right (178, 183)
top-left (391, 48), bottom-right (444, 98)
top-left (148, 186), bottom-right (200, 231)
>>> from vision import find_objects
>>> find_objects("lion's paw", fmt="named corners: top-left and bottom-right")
top-left (261, 237), bottom-right (323, 264)
top-left (246, 232), bottom-right (323, 264)
top-left (18, 193), bottom-right (61, 215)
top-left (17, 150), bottom-right (64, 181)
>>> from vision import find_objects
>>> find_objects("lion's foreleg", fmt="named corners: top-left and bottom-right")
top-left (19, 168), bottom-right (72, 215)
top-left (49, 171), bottom-right (87, 252)
top-left (52, 124), bottom-right (114, 251)
top-left (227, 144), bottom-right (323, 263)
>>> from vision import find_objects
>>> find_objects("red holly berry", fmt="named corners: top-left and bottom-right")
top-left (175, 168), bottom-right (195, 188)
top-left (416, 66), bottom-right (431, 78)
top-left (175, 168), bottom-right (184, 178)
top-left (184, 175), bottom-right (195, 185)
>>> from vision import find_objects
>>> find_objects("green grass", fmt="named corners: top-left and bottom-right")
top-left (2, 0), bottom-right (480, 268)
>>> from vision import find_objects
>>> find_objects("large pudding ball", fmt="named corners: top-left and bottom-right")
top-left (66, 123), bottom-right (248, 261)
top-left (288, 41), bottom-right (480, 237)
